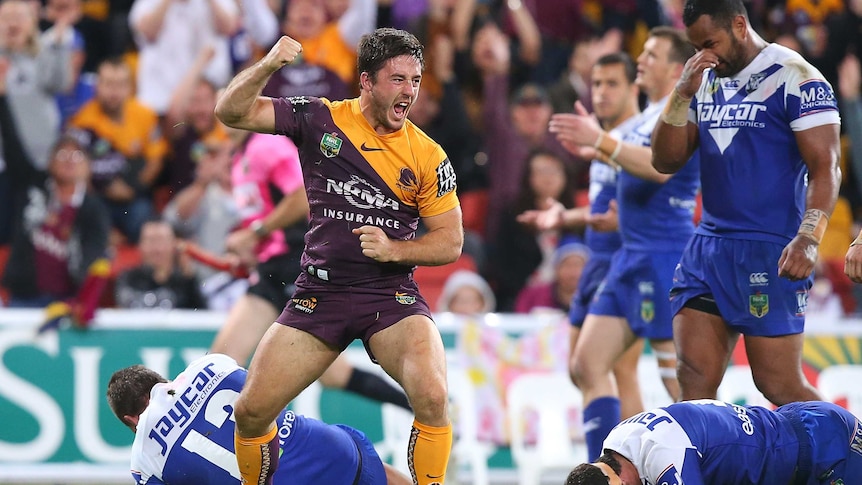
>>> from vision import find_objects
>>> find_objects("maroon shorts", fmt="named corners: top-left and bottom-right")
top-left (276, 272), bottom-right (433, 358)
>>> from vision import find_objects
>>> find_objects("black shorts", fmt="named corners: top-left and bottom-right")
top-left (247, 250), bottom-right (303, 310)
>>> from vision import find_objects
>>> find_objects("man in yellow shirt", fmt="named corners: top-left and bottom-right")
top-left (69, 58), bottom-right (164, 243)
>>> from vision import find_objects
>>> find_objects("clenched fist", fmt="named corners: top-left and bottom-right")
top-left (261, 36), bottom-right (303, 73)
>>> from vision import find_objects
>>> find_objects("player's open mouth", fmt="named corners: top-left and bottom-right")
top-left (393, 102), bottom-right (409, 119)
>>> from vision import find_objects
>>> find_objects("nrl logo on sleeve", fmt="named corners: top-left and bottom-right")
top-left (320, 132), bottom-right (342, 158)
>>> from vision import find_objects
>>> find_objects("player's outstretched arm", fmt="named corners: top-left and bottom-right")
top-left (215, 36), bottom-right (302, 133)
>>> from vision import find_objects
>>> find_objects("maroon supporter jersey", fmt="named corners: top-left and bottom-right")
top-left (272, 96), bottom-right (459, 285)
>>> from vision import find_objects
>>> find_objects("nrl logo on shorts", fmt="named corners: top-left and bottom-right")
top-left (320, 132), bottom-right (342, 158)
top-left (640, 299), bottom-right (655, 323)
top-left (749, 293), bottom-right (769, 318)
top-left (394, 292), bottom-right (416, 305)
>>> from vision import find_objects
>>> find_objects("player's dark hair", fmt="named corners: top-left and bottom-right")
top-left (597, 452), bottom-right (623, 475)
top-left (648, 26), bottom-right (696, 65)
top-left (357, 27), bottom-right (425, 81)
top-left (106, 365), bottom-right (167, 427)
top-left (682, 0), bottom-right (748, 29)
top-left (565, 452), bottom-right (623, 485)
top-left (594, 52), bottom-right (637, 84)
top-left (566, 464), bottom-right (610, 485)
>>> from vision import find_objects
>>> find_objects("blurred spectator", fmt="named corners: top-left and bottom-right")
top-left (128, 0), bottom-right (239, 114)
top-left (279, 0), bottom-right (361, 87)
top-left (514, 241), bottom-right (588, 314)
top-left (40, 0), bottom-right (111, 74)
top-left (820, 0), bottom-right (862, 88)
top-left (840, 54), bottom-right (862, 201)
top-left (0, 0), bottom-right (75, 170)
top-left (162, 139), bottom-right (238, 277)
top-left (547, 36), bottom-right (596, 114)
top-left (161, 48), bottom-right (230, 195)
top-left (473, 18), bottom-right (586, 240)
top-left (0, 58), bottom-right (110, 308)
top-left (162, 138), bottom-right (245, 309)
top-left (40, 0), bottom-right (106, 126)
top-left (228, 0), bottom-right (279, 72)
top-left (516, 0), bottom-right (594, 84)
top-left (115, 219), bottom-right (206, 309)
top-left (437, 269), bottom-right (496, 315)
top-left (409, 35), bottom-right (486, 194)
top-left (68, 57), bottom-right (164, 243)
top-left (323, 0), bottom-right (376, 48)
top-left (486, 149), bottom-right (580, 312)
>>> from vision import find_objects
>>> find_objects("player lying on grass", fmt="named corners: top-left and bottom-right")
top-left (107, 353), bottom-right (411, 485)
top-left (567, 399), bottom-right (862, 485)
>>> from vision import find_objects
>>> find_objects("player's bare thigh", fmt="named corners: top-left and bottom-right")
top-left (368, 314), bottom-right (448, 426)
top-left (235, 324), bottom-right (339, 435)
top-left (744, 333), bottom-right (821, 404)
top-left (674, 307), bottom-right (737, 400)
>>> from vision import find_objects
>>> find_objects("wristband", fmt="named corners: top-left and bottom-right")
top-left (250, 219), bottom-right (269, 238)
top-left (660, 89), bottom-right (692, 127)
top-left (797, 208), bottom-right (828, 243)
top-left (609, 139), bottom-right (623, 161)
top-left (593, 131), bottom-right (606, 150)
top-left (851, 232), bottom-right (862, 247)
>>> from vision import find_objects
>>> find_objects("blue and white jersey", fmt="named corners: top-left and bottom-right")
top-left (604, 400), bottom-right (799, 485)
top-left (618, 99), bottom-right (700, 252)
top-left (689, 43), bottom-right (840, 244)
top-left (585, 117), bottom-right (639, 256)
top-left (130, 354), bottom-right (371, 485)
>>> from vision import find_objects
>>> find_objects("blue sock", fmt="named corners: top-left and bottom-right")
top-left (583, 396), bottom-right (621, 461)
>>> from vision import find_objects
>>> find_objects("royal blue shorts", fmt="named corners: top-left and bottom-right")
top-left (588, 247), bottom-right (681, 340)
top-left (777, 401), bottom-right (862, 483)
top-left (336, 425), bottom-right (388, 485)
top-left (669, 234), bottom-right (810, 336)
top-left (569, 253), bottom-right (613, 327)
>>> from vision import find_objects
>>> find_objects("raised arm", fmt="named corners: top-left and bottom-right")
top-left (652, 51), bottom-right (716, 173)
top-left (214, 36), bottom-right (302, 133)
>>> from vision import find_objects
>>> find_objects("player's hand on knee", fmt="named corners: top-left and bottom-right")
top-left (778, 235), bottom-right (818, 280)
top-left (353, 225), bottom-right (397, 262)
top-left (262, 36), bottom-right (303, 72)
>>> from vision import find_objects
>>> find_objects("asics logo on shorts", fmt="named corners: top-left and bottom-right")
top-left (749, 273), bottom-right (768, 286)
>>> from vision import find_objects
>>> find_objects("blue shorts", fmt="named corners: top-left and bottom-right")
top-left (777, 401), bottom-right (862, 483)
top-left (336, 425), bottom-right (387, 485)
top-left (669, 234), bottom-right (811, 337)
top-left (569, 253), bottom-right (613, 327)
top-left (588, 248), bottom-right (681, 340)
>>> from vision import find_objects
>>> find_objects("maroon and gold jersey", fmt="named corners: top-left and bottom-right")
top-left (272, 96), bottom-right (459, 285)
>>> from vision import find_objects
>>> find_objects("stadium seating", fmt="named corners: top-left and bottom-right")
top-left (506, 372), bottom-right (586, 485)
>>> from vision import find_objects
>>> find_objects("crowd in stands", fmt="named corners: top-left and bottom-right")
top-left (0, 0), bottom-right (860, 321)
